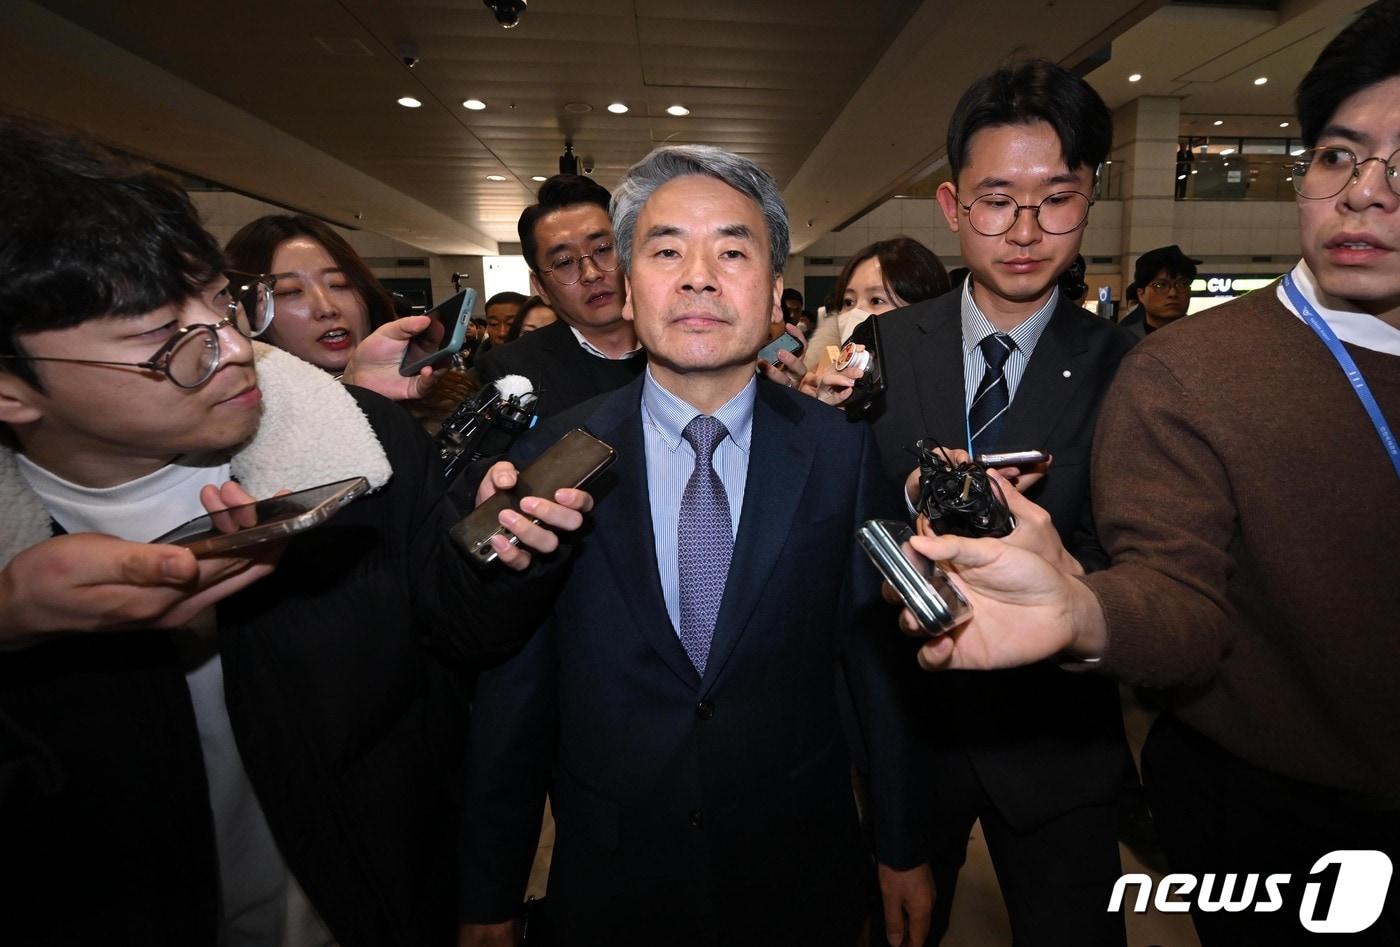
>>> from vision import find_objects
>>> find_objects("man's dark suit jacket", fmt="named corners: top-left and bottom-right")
top-left (472, 318), bottom-right (645, 419)
top-left (459, 374), bottom-right (905, 946)
top-left (867, 290), bottom-right (1136, 842)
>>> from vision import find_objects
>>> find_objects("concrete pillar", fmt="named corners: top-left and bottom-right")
top-left (1113, 96), bottom-right (1181, 292)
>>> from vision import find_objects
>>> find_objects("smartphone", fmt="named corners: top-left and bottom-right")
top-left (152, 477), bottom-right (370, 557)
top-left (757, 331), bottom-right (805, 366)
top-left (856, 519), bottom-right (971, 635)
top-left (398, 287), bottom-right (477, 376)
top-left (451, 429), bottom-right (616, 565)
top-left (975, 450), bottom-right (1049, 469)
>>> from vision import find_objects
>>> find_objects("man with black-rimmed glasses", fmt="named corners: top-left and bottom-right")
top-left (472, 175), bottom-right (646, 418)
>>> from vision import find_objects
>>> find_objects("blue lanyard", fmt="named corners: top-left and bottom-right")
top-left (1282, 272), bottom-right (1400, 479)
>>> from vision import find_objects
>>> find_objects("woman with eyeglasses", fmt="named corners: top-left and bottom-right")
top-left (225, 215), bottom-right (395, 374)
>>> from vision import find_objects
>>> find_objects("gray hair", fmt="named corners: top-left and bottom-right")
top-left (610, 145), bottom-right (790, 275)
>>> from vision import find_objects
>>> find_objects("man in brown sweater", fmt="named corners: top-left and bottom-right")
top-left (898, 4), bottom-right (1400, 944)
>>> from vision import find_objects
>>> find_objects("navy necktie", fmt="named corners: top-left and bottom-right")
top-left (969, 333), bottom-right (1016, 453)
top-left (677, 415), bottom-right (732, 676)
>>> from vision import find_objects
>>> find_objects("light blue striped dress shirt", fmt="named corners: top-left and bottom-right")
top-left (641, 368), bottom-right (755, 632)
top-left (959, 279), bottom-right (1059, 450)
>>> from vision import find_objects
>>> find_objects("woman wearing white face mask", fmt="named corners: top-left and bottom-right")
top-left (802, 236), bottom-right (952, 371)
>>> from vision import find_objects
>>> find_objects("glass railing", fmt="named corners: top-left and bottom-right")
top-left (1176, 149), bottom-right (1300, 202)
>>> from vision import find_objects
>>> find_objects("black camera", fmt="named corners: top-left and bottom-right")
top-left (483, 0), bottom-right (526, 28)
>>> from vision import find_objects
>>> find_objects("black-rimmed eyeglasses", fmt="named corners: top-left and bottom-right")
top-left (540, 242), bottom-right (618, 284)
top-left (955, 191), bottom-right (1094, 237)
top-left (1291, 146), bottom-right (1400, 201)
top-left (0, 274), bottom-right (275, 389)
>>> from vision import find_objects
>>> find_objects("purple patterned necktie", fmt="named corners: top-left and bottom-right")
top-left (677, 415), bottom-right (733, 676)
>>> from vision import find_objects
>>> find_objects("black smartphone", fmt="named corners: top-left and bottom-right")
top-left (757, 330), bottom-right (805, 365)
top-left (399, 288), bottom-right (477, 376)
top-left (975, 450), bottom-right (1050, 469)
top-left (451, 429), bottom-right (616, 565)
top-left (856, 519), bottom-right (971, 635)
top-left (152, 477), bottom-right (369, 557)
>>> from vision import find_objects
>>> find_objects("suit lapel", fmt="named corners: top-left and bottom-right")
top-left (997, 300), bottom-right (1091, 449)
top-left (909, 296), bottom-right (971, 450)
top-left (588, 380), bottom-right (701, 688)
top-left (700, 384), bottom-right (815, 692)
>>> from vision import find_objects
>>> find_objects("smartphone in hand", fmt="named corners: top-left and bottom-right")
top-left (399, 288), bottom-right (477, 376)
top-left (757, 331), bottom-right (805, 366)
top-left (857, 519), bottom-right (971, 635)
top-left (152, 477), bottom-right (369, 557)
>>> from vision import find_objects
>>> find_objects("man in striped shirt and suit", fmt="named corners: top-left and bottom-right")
top-left (864, 59), bottom-right (1137, 946)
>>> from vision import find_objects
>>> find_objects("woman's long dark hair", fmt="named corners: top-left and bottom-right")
top-left (833, 236), bottom-right (950, 311)
top-left (224, 214), bottom-right (395, 330)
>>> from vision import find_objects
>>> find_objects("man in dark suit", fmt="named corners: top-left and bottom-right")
top-left (458, 145), bottom-right (908, 947)
top-left (865, 61), bottom-right (1136, 945)
top-left (473, 175), bottom-right (645, 419)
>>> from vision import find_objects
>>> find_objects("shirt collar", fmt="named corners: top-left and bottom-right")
top-left (641, 366), bottom-right (756, 455)
top-left (1276, 259), bottom-right (1400, 357)
top-left (567, 324), bottom-right (644, 360)
top-left (960, 277), bottom-right (1059, 356)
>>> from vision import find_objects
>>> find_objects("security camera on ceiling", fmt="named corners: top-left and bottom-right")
top-left (483, 0), bottom-right (526, 29)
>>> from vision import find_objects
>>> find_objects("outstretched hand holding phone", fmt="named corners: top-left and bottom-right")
top-left (0, 481), bottom-right (284, 647)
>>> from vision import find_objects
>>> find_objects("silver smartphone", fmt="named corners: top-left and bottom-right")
top-left (856, 519), bottom-right (971, 635)
top-left (153, 476), bottom-right (369, 557)
top-left (975, 449), bottom-right (1049, 469)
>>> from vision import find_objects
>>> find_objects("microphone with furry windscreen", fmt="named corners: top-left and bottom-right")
top-left (435, 374), bottom-right (538, 483)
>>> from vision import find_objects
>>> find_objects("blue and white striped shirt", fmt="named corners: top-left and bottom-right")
top-left (641, 368), bottom-right (755, 631)
top-left (960, 278), bottom-right (1059, 432)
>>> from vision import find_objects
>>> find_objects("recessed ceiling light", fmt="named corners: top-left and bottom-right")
top-left (463, 99), bottom-right (487, 111)
top-left (607, 102), bottom-right (629, 114)
top-left (564, 102), bottom-right (593, 114)
top-left (485, 174), bottom-right (507, 182)
top-left (1285, 176), bottom-right (1292, 181)
top-left (1128, 73), bottom-right (1142, 82)
top-left (1221, 148), bottom-right (1236, 156)
top-left (1279, 121), bottom-right (1290, 128)
top-left (531, 175), bottom-right (547, 182)
top-left (1213, 119), bottom-right (1224, 126)
top-left (1290, 147), bottom-right (1306, 156)
top-left (1253, 76), bottom-right (1268, 86)
top-left (397, 96), bottom-right (422, 108)
top-left (666, 104), bottom-right (690, 117)
top-left (1177, 174), bottom-right (1186, 180)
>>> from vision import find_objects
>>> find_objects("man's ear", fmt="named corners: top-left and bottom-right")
top-left (620, 273), bottom-right (635, 324)
top-left (936, 182), bottom-right (961, 234)
top-left (529, 271), bottom-right (551, 307)
top-left (771, 275), bottom-right (785, 325)
top-left (0, 371), bottom-right (44, 428)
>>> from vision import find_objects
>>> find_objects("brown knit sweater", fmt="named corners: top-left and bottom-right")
top-left (1086, 284), bottom-right (1400, 798)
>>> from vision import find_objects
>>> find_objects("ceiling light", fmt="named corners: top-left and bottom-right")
top-left (1285, 176), bottom-right (1293, 182)
top-left (607, 102), bottom-right (629, 114)
top-left (1253, 76), bottom-right (1268, 86)
top-left (397, 96), bottom-right (422, 108)
top-left (1213, 119), bottom-right (1224, 126)
top-left (1177, 174), bottom-right (1187, 180)
top-left (531, 175), bottom-right (547, 182)
top-left (1221, 148), bottom-right (1236, 156)
top-left (1290, 147), bottom-right (1306, 156)
top-left (463, 99), bottom-right (487, 111)
top-left (1128, 73), bottom-right (1142, 82)
top-left (564, 102), bottom-right (592, 114)
top-left (1279, 121), bottom-right (1290, 128)
top-left (666, 104), bottom-right (690, 117)
top-left (1191, 169), bottom-right (1198, 175)
top-left (485, 174), bottom-right (507, 182)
